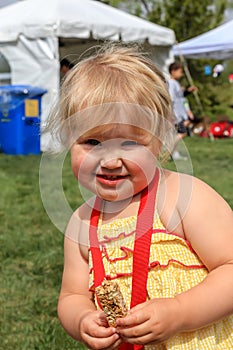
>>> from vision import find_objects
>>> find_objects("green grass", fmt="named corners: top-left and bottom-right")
top-left (0, 136), bottom-right (232, 349)
top-left (165, 137), bottom-right (233, 207)
top-left (0, 156), bottom-right (85, 349)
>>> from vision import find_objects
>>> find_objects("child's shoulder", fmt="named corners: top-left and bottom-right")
top-left (76, 196), bottom-right (96, 220)
top-left (159, 169), bottom-right (232, 238)
top-left (162, 169), bottom-right (227, 200)
top-left (65, 197), bottom-right (96, 244)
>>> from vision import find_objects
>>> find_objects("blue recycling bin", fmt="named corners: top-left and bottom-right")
top-left (0, 85), bottom-right (47, 155)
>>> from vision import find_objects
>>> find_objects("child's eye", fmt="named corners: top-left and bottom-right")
top-left (122, 140), bottom-right (140, 147)
top-left (85, 139), bottom-right (101, 146)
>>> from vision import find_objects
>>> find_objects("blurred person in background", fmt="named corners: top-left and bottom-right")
top-left (168, 61), bottom-right (197, 160)
top-left (60, 58), bottom-right (74, 77)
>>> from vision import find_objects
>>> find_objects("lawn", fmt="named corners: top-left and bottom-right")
top-left (0, 136), bottom-right (232, 349)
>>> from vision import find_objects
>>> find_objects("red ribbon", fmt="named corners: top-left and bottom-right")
top-left (90, 169), bottom-right (159, 350)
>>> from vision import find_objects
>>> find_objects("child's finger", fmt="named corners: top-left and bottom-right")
top-left (128, 301), bottom-right (147, 313)
top-left (116, 310), bottom-right (149, 327)
top-left (87, 324), bottom-right (117, 338)
top-left (84, 332), bottom-right (120, 350)
top-left (98, 311), bottom-right (109, 326)
top-left (117, 323), bottom-right (160, 346)
top-left (117, 322), bottom-right (151, 339)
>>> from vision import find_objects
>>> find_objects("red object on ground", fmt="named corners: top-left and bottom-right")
top-left (209, 121), bottom-right (233, 138)
top-left (228, 73), bottom-right (233, 83)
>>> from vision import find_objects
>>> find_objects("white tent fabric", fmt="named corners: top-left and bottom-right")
top-left (0, 0), bottom-right (175, 44)
top-left (0, 0), bottom-right (175, 150)
top-left (173, 20), bottom-right (233, 60)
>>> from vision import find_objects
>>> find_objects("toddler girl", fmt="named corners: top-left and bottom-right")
top-left (50, 44), bottom-right (233, 349)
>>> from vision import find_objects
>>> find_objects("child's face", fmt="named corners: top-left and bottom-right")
top-left (171, 68), bottom-right (183, 80)
top-left (70, 124), bottom-right (160, 202)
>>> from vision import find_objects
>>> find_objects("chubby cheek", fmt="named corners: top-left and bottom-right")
top-left (71, 158), bottom-right (80, 180)
top-left (131, 151), bottom-right (157, 179)
top-left (70, 148), bottom-right (96, 190)
top-left (133, 166), bottom-right (155, 193)
top-left (70, 148), bottom-right (84, 180)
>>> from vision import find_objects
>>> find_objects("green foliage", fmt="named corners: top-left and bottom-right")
top-left (181, 60), bottom-right (233, 119)
top-left (226, 0), bottom-right (233, 8)
top-left (198, 81), bottom-right (233, 118)
top-left (102, 0), bottom-right (227, 41)
top-left (148, 0), bottom-right (226, 41)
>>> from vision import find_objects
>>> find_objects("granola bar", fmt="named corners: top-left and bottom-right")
top-left (95, 280), bottom-right (128, 327)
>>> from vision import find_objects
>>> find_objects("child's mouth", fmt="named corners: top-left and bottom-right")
top-left (97, 175), bottom-right (125, 180)
top-left (96, 174), bottom-right (129, 185)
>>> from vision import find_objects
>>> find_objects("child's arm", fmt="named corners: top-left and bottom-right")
top-left (175, 176), bottom-right (233, 330)
top-left (57, 208), bottom-right (121, 349)
top-left (116, 176), bottom-right (233, 344)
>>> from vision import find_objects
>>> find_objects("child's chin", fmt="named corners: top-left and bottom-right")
top-left (98, 191), bottom-right (133, 203)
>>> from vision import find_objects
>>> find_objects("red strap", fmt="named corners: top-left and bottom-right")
top-left (89, 196), bottom-right (105, 287)
top-left (130, 171), bottom-right (159, 309)
top-left (120, 343), bottom-right (134, 350)
top-left (90, 170), bottom-right (160, 350)
top-left (128, 172), bottom-right (159, 350)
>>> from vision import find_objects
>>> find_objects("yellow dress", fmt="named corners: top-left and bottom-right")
top-left (89, 209), bottom-right (233, 349)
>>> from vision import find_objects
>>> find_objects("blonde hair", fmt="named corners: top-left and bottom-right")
top-left (49, 43), bottom-right (174, 149)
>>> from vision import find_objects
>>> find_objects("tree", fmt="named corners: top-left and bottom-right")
top-left (99, 0), bottom-right (227, 42)
top-left (149, 0), bottom-right (226, 41)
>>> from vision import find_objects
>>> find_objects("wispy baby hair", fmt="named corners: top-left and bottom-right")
top-left (49, 42), bottom-right (174, 148)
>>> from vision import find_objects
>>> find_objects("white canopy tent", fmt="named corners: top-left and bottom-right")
top-left (173, 20), bottom-right (233, 60)
top-left (0, 0), bottom-right (175, 150)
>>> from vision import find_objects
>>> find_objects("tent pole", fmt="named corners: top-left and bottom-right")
top-left (175, 41), bottom-right (204, 115)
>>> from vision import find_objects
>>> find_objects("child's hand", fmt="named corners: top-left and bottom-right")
top-left (116, 298), bottom-right (182, 345)
top-left (187, 85), bottom-right (198, 93)
top-left (79, 310), bottom-right (122, 350)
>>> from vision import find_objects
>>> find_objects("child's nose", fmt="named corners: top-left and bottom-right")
top-left (100, 157), bottom-right (122, 169)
